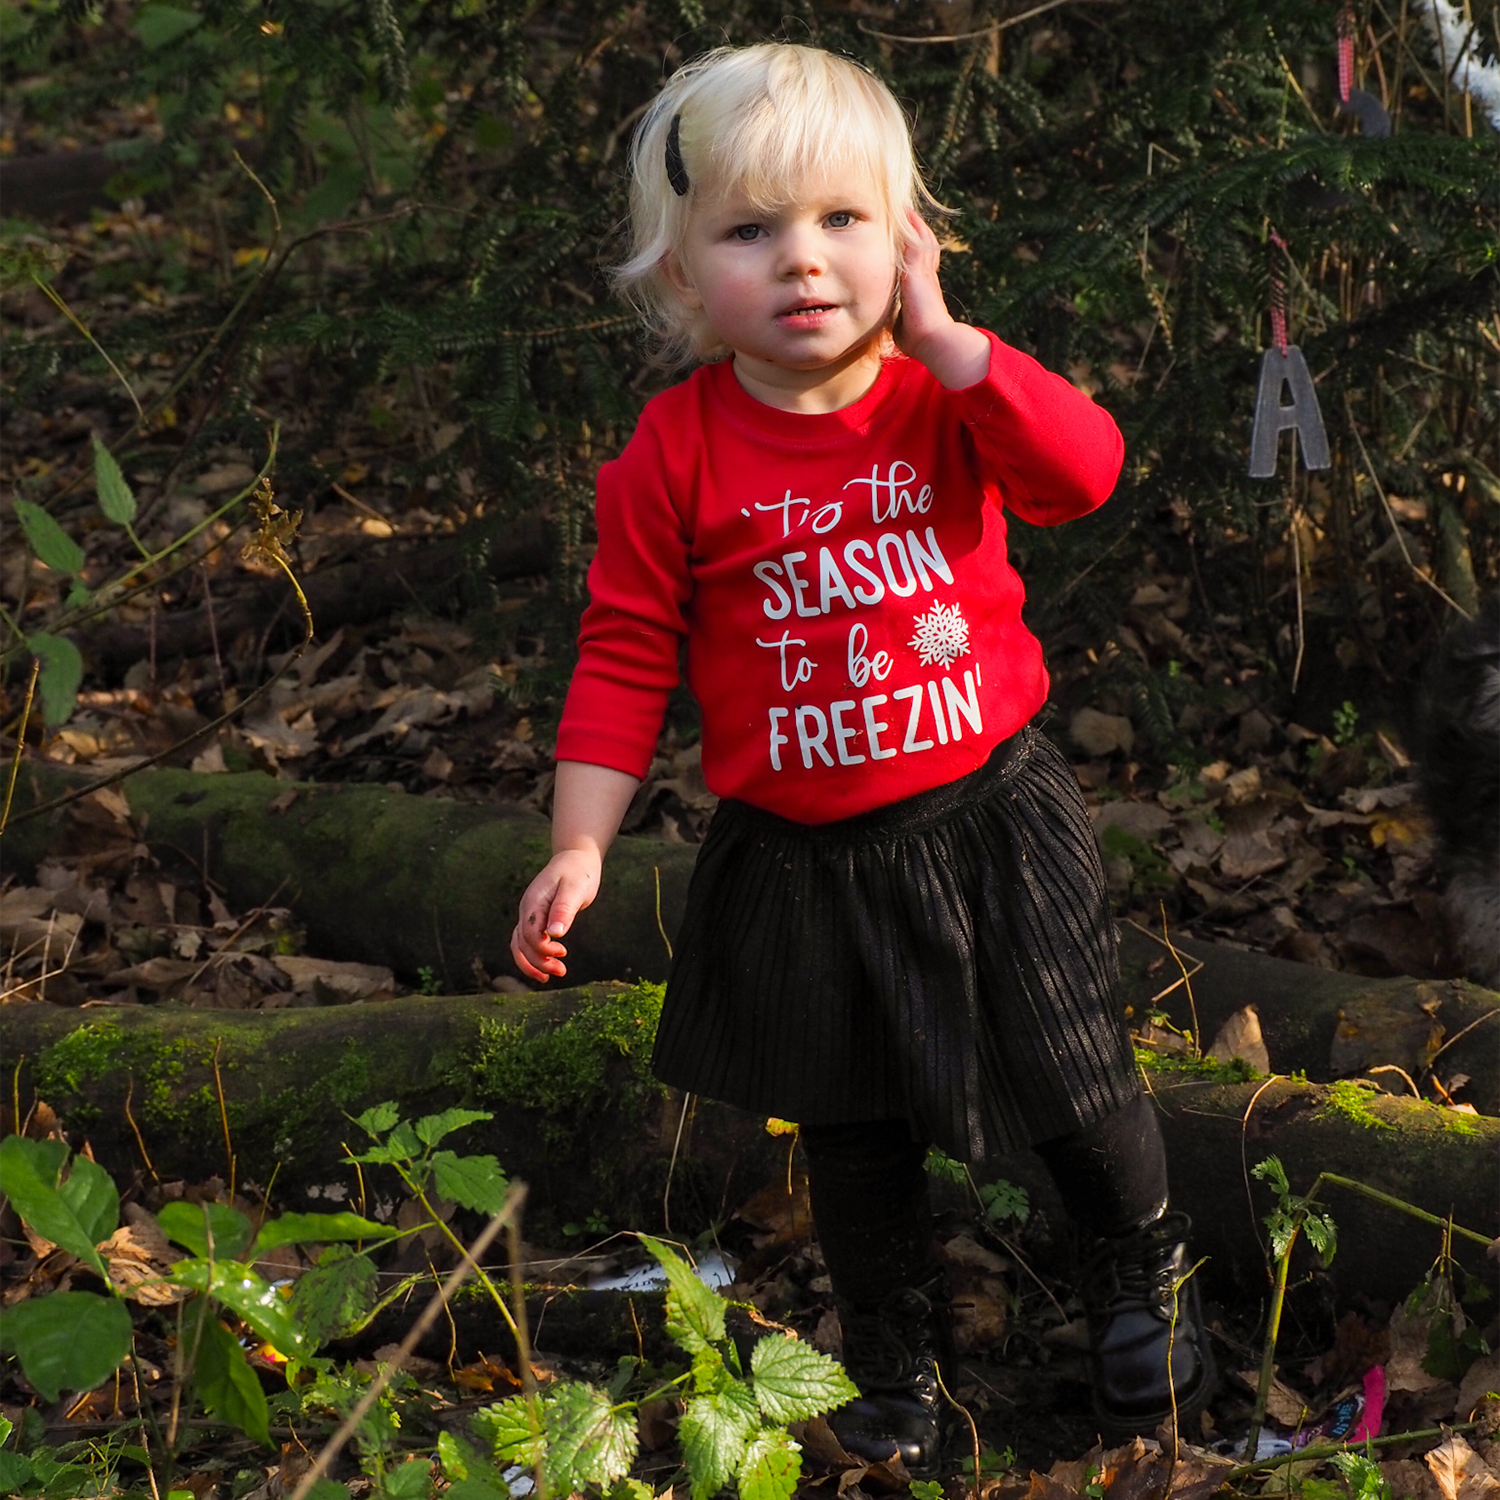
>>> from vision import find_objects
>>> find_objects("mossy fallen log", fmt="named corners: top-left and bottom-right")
top-left (1133, 1067), bottom-right (1497, 1301)
top-left (1115, 929), bottom-right (1500, 1115)
top-left (0, 988), bottom-right (1493, 1304)
top-left (4, 762), bottom-right (694, 989)
top-left (6, 762), bottom-right (1497, 1115)
top-left (0, 982), bottom-right (778, 1246)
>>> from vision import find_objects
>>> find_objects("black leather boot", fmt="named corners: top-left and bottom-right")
top-left (829, 1271), bottom-right (953, 1478)
top-left (1082, 1210), bottom-right (1216, 1439)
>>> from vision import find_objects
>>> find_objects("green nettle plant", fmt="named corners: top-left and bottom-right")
top-left (0, 1112), bottom-right (857, 1498)
top-left (466, 1234), bottom-right (858, 1500)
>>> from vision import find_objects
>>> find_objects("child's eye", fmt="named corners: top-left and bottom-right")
top-left (732, 224), bottom-right (763, 242)
top-left (826, 211), bottom-right (856, 228)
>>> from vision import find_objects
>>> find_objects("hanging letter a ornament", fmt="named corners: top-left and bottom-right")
top-left (1250, 234), bottom-right (1330, 478)
top-left (1248, 345), bottom-right (1331, 477)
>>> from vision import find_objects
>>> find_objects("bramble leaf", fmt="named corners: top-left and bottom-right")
top-left (15, 499), bottom-right (84, 574)
top-left (192, 1309), bottom-right (270, 1447)
top-left (474, 1393), bottom-right (545, 1469)
top-left (26, 632), bottom-right (84, 728)
top-left (638, 1233), bottom-right (725, 1357)
top-left (0, 1136), bottom-right (111, 1280)
top-left (169, 1259), bottom-right (305, 1355)
top-left (57, 1154), bottom-right (120, 1252)
top-left (414, 1107), bottom-right (493, 1146)
top-left (750, 1334), bottom-right (859, 1424)
top-left (156, 1200), bottom-right (253, 1260)
top-left (431, 1151), bottom-right (509, 1214)
top-left (541, 1381), bottom-right (638, 1494)
top-left (248, 1211), bottom-right (400, 1258)
top-left (288, 1245), bottom-right (378, 1347)
top-left (352, 1100), bottom-right (401, 1136)
top-left (0, 1292), bottom-right (133, 1402)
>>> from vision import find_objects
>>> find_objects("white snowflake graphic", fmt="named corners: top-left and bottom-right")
top-left (909, 601), bottom-right (971, 669)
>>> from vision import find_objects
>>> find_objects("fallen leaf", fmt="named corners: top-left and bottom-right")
top-left (104, 1205), bottom-right (186, 1304)
top-left (1071, 707), bottom-right (1134, 757)
top-left (1425, 1435), bottom-right (1500, 1500)
top-left (1458, 1354), bottom-right (1500, 1423)
top-left (942, 1232), bottom-right (1012, 1275)
top-left (1208, 1006), bottom-right (1270, 1072)
top-left (271, 955), bottom-right (395, 1002)
top-left (1095, 801), bottom-right (1175, 841)
top-left (1386, 1300), bottom-right (1454, 1394)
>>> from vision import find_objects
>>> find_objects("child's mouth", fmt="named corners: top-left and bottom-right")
top-left (781, 304), bottom-right (836, 320)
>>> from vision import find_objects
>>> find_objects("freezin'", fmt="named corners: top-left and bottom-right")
top-left (767, 665), bottom-right (984, 771)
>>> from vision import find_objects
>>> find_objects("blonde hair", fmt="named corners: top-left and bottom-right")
top-left (611, 44), bottom-right (945, 369)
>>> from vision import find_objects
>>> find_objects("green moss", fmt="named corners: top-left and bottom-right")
top-left (1133, 1045), bottom-right (1256, 1084)
top-left (1314, 1079), bottom-right (1396, 1130)
top-left (33, 1021), bottom-right (222, 1128)
top-left (263, 1037), bottom-right (380, 1157)
top-left (472, 982), bottom-right (667, 1116)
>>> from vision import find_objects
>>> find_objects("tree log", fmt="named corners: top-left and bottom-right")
top-left (0, 991), bottom-right (1493, 1306)
top-left (5, 763), bottom-right (1497, 1111)
top-left (4, 761), bottom-right (690, 991)
top-left (0, 148), bottom-right (118, 221)
top-left (0, 984), bottom-right (776, 1250)
top-left (75, 511), bottom-right (555, 680)
top-left (1116, 929), bottom-right (1500, 1116)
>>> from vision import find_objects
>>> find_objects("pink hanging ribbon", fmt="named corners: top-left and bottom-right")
top-left (1269, 230), bottom-right (1289, 355)
top-left (1337, 3), bottom-right (1355, 102)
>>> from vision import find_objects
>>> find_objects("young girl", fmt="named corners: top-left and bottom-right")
top-left (512, 43), bottom-right (1213, 1472)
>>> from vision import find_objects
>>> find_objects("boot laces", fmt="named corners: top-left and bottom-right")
top-left (839, 1286), bottom-right (943, 1394)
top-left (1087, 1211), bottom-right (1191, 1313)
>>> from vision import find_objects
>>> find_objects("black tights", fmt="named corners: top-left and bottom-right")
top-left (800, 1094), bottom-right (1169, 1308)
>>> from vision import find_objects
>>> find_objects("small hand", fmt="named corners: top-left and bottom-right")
top-left (894, 211), bottom-right (952, 361)
top-left (511, 848), bottom-right (602, 983)
top-left (895, 211), bottom-right (990, 390)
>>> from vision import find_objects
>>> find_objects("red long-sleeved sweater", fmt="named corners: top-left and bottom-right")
top-left (554, 330), bottom-right (1124, 824)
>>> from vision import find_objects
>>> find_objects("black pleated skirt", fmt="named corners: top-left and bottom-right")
top-left (651, 724), bottom-right (1140, 1163)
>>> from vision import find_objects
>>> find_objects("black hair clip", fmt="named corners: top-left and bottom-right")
top-left (665, 113), bottom-right (690, 196)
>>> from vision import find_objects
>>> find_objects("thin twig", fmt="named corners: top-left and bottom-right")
top-left (1430, 1006), bottom-right (1500, 1063)
top-left (1225, 1420), bottom-right (1481, 1482)
top-left (653, 865), bottom-right (673, 962)
top-left (1367, 1063), bottom-right (1421, 1098)
top-left (211, 1040), bottom-right (236, 1200)
top-left (1344, 393), bottom-right (1474, 620)
top-left (1240, 1076), bottom-right (1285, 1264)
top-left (288, 1185), bottom-right (527, 1500)
top-left (662, 1092), bottom-right (693, 1236)
top-left (859, 0), bottom-right (1109, 45)
top-left (0, 659), bottom-right (40, 836)
top-left (934, 1361), bottom-right (982, 1500)
top-left (1156, 904), bottom-right (1203, 1057)
top-left (123, 1077), bottom-right (158, 1181)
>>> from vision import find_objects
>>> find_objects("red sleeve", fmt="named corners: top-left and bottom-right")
top-left (951, 329), bottom-right (1124, 526)
top-left (553, 416), bottom-right (691, 779)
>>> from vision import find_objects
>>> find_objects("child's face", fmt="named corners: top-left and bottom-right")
top-left (664, 167), bottom-right (899, 405)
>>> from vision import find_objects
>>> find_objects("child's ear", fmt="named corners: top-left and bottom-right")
top-left (661, 252), bottom-right (703, 311)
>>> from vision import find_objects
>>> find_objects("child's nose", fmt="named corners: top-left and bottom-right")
top-left (776, 225), bottom-right (826, 277)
